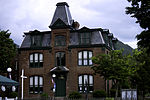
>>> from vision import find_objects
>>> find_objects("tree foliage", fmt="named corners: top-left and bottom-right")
top-left (126, 0), bottom-right (150, 52)
top-left (92, 50), bottom-right (136, 81)
top-left (131, 49), bottom-right (150, 96)
top-left (0, 30), bottom-right (16, 73)
top-left (91, 50), bottom-right (137, 99)
top-left (126, 0), bottom-right (150, 96)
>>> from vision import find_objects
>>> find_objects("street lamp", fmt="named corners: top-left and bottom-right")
top-left (1, 86), bottom-right (6, 92)
top-left (7, 67), bottom-right (14, 98)
top-left (7, 67), bottom-right (12, 72)
top-left (52, 74), bottom-right (56, 78)
top-left (7, 67), bottom-right (12, 79)
top-left (52, 74), bottom-right (56, 92)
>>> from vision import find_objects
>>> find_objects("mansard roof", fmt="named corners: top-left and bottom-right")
top-left (20, 2), bottom-right (133, 52)
top-left (20, 30), bottom-right (51, 49)
top-left (20, 27), bottom-right (116, 50)
top-left (49, 2), bottom-right (73, 28)
top-left (69, 27), bottom-right (105, 46)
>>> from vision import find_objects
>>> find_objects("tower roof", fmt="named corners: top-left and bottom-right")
top-left (50, 2), bottom-right (73, 28)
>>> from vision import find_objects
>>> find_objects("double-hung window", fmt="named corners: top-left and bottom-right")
top-left (55, 52), bottom-right (65, 66)
top-left (78, 75), bottom-right (93, 93)
top-left (30, 53), bottom-right (43, 68)
top-left (78, 51), bottom-right (93, 66)
top-left (29, 76), bottom-right (43, 94)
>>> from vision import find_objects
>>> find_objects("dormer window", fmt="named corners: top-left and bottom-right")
top-left (31, 35), bottom-right (42, 47)
top-left (55, 35), bottom-right (66, 46)
top-left (80, 33), bottom-right (91, 45)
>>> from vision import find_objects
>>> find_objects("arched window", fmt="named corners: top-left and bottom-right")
top-left (78, 75), bottom-right (93, 93)
top-left (29, 53), bottom-right (43, 68)
top-left (29, 76), bottom-right (43, 94)
top-left (55, 35), bottom-right (66, 46)
top-left (78, 51), bottom-right (93, 66)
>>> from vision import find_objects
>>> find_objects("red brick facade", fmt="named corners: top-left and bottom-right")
top-left (18, 2), bottom-right (115, 99)
top-left (19, 29), bottom-right (108, 98)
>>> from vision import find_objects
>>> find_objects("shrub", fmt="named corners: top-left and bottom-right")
top-left (110, 89), bottom-right (121, 97)
top-left (92, 90), bottom-right (106, 98)
top-left (105, 97), bottom-right (114, 100)
top-left (41, 93), bottom-right (48, 98)
top-left (121, 81), bottom-right (130, 89)
top-left (145, 93), bottom-right (150, 97)
top-left (9, 92), bottom-right (18, 98)
top-left (110, 89), bottom-right (116, 97)
top-left (68, 91), bottom-right (82, 99)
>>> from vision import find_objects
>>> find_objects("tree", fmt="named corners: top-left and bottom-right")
top-left (91, 50), bottom-right (137, 99)
top-left (131, 49), bottom-right (150, 97)
top-left (126, 0), bottom-right (150, 53)
top-left (0, 30), bottom-right (16, 73)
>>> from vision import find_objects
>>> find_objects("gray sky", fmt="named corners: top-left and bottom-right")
top-left (0, 0), bottom-right (142, 48)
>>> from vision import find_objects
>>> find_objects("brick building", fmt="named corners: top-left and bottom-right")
top-left (18, 2), bottom-right (132, 99)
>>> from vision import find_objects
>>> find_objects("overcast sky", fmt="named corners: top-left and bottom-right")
top-left (0, 0), bottom-right (142, 48)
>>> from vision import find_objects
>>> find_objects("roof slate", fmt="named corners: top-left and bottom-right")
top-left (20, 35), bottom-right (31, 48)
top-left (21, 31), bottom-right (51, 48)
top-left (20, 2), bottom-right (116, 50)
top-left (50, 2), bottom-right (73, 27)
top-left (69, 31), bottom-right (105, 46)
top-left (42, 33), bottom-right (51, 47)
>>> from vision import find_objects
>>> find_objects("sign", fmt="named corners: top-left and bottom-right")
top-left (121, 89), bottom-right (137, 100)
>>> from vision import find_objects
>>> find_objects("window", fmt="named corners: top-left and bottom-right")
top-left (55, 36), bottom-right (66, 46)
top-left (30, 53), bottom-right (43, 68)
top-left (80, 33), bottom-right (90, 44)
top-left (55, 52), bottom-right (65, 66)
top-left (78, 51), bottom-right (93, 66)
top-left (31, 35), bottom-right (42, 47)
top-left (29, 76), bottom-right (43, 94)
top-left (78, 75), bottom-right (93, 93)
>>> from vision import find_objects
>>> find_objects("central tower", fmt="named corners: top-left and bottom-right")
top-left (49, 2), bottom-right (72, 97)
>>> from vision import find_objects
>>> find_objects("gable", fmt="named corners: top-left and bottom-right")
top-left (50, 18), bottom-right (69, 29)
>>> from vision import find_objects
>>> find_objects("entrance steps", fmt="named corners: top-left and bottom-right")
top-left (54, 97), bottom-right (65, 100)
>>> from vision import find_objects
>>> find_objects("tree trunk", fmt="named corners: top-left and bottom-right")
top-left (115, 82), bottom-right (118, 100)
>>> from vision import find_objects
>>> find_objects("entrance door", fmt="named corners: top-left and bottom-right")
top-left (55, 76), bottom-right (66, 97)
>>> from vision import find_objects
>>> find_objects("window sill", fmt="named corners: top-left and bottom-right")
top-left (78, 65), bottom-right (93, 67)
top-left (29, 67), bottom-right (43, 68)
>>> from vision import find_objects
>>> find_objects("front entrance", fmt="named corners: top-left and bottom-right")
top-left (50, 66), bottom-right (69, 97)
top-left (55, 75), bottom-right (66, 97)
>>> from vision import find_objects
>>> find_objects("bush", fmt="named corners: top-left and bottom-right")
top-left (110, 89), bottom-right (121, 97)
top-left (121, 81), bottom-right (130, 89)
top-left (9, 92), bottom-right (18, 98)
top-left (68, 91), bottom-right (82, 99)
top-left (145, 98), bottom-right (150, 100)
top-left (110, 89), bottom-right (116, 97)
top-left (145, 93), bottom-right (150, 97)
top-left (41, 93), bottom-right (48, 98)
top-left (105, 97), bottom-right (114, 100)
top-left (92, 90), bottom-right (106, 98)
